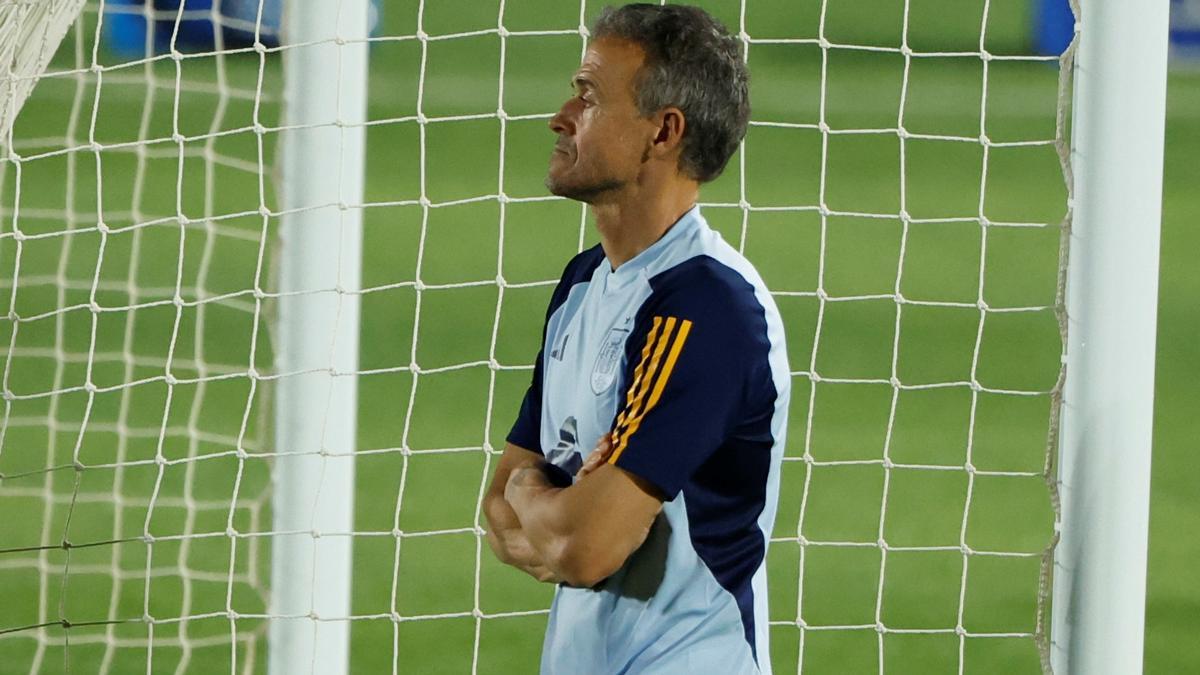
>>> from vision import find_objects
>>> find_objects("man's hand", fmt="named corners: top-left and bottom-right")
top-left (487, 517), bottom-right (563, 583)
top-left (484, 443), bottom-right (564, 584)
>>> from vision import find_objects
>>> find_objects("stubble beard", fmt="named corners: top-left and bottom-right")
top-left (545, 156), bottom-right (625, 204)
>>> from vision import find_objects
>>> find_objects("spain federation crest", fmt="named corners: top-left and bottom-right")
top-left (591, 326), bottom-right (629, 394)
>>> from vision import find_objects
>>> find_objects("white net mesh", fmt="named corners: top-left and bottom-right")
top-left (0, 0), bottom-right (1074, 672)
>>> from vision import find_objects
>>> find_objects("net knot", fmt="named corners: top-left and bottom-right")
top-left (88, 301), bottom-right (102, 314)
top-left (496, 25), bottom-right (510, 38)
top-left (83, 380), bottom-right (98, 393)
top-left (95, 220), bottom-right (110, 234)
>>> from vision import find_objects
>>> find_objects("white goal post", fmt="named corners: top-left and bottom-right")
top-left (1050, 0), bottom-right (1170, 673)
top-left (269, 0), bottom-right (367, 673)
top-left (0, 0), bottom-right (1170, 674)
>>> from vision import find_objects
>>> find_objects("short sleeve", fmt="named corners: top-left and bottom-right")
top-left (607, 262), bottom-right (769, 499)
top-left (506, 347), bottom-right (545, 453)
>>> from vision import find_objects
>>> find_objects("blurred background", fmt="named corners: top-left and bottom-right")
top-left (0, 0), bottom-right (1194, 673)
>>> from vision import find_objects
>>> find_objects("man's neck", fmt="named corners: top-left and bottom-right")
top-left (592, 181), bottom-right (699, 270)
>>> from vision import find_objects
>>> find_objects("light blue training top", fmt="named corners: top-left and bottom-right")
top-left (508, 205), bottom-right (790, 675)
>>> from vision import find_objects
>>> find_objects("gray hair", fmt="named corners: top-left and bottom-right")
top-left (592, 4), bottom-right (750, 183)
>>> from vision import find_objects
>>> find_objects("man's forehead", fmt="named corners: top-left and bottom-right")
top-left (575, 37), bottom-right (646, 90)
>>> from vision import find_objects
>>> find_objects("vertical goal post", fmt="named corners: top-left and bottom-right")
top-left (269, 0), bottom-right (367, 673)
top-left (1051, 0), bottom-right (1170, 673)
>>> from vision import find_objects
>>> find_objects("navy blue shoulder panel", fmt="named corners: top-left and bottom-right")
top-left (641, 254), bottom-right (776, 418)
top-left (506, 244), bottom-right (605, 454)
top-left (611, 254), bottom-right (778, 660)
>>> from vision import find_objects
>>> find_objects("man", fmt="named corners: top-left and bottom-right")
top-left (483, 4), bottom-right (789, 674)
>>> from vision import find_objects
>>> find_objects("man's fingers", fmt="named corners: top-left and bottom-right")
top-left (577, 433), bottom-right (615, 478)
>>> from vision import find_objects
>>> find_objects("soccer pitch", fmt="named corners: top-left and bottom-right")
top-left (0, 1), bottom-right (1195, 673)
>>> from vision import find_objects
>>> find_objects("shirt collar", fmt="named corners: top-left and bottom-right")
top-left (604, 204), bottom-right (702, 289)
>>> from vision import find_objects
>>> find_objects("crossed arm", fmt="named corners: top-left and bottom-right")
top-left (482, 438), bottom-right (664, 588)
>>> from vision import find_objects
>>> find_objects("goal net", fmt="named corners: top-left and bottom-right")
top-left (0, 1), bottom-right (1074, 673)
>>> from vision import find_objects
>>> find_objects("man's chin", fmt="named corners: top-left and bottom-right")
top-left (545, 172), bottom-right (622, 204)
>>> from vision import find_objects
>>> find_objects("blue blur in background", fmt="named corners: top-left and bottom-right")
top-left (1036, 0), bottom-right (1200, 62)
top-left (104, 0), bottom-right (284, 56)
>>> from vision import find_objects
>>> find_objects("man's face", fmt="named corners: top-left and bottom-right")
top-left (545, 37), bottom-right (657, 202)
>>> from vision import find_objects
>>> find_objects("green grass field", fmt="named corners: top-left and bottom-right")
top-left (0, 1), bottom-right (1195, 673)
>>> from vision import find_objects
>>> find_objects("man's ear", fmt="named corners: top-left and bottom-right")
top-left (650, 107), bottom-right (686, 157)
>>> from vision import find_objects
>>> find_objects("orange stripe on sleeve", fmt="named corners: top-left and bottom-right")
top-left (612, 317), bottom-right (676, 451)
top-left (612, 316), bottom-right (662, 434)
top-left (609, 318), bottom-right (693, 464)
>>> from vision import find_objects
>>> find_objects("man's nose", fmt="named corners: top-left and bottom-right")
top-left (548, 98), bottom-right (580, 136)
